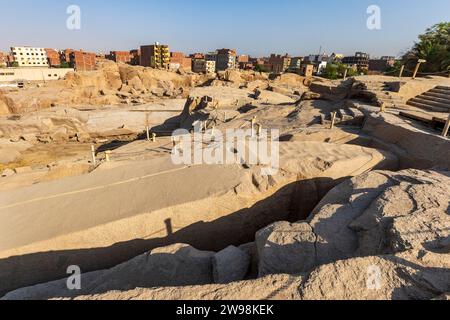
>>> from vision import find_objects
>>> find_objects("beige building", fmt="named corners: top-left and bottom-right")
top-left (11, 47), bottom-right (49, 67)
top-left (0, 67), bottom-right (74, 83)
top-left (192, 59), bottom-right (216, 74)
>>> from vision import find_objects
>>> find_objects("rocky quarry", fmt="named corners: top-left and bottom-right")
top-left (0, 61), bottom-right (449, 300)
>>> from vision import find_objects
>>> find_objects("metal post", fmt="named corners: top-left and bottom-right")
top-left (146, 126), bottom-right (150, 141)
top-left (105, 150), bottom-right (111, 162)
top-left (151, 133), bottom-right (156, 142)
top-left (380, 102), bottom-right (386, 113)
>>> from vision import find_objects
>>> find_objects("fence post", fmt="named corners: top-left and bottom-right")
top-left (399, 65), bottom-right (405, 78)
top-left (412, 59), bottom-right (426, 79)
top-left (330, 112), bottom-right (337, 130)
top-left (343, 68), bottom-right (348, 80)
top-left (91, 145), bottom-right (97, 166)
top-left (442, 114), bottom-right (450, 138)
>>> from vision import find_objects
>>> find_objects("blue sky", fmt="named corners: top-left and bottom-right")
top-left (1, 0), bottom-right (449, 57)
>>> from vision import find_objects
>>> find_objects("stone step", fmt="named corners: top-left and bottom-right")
top-left (430, 88), bottom-right (450, 96)
top-left (416, 94), bottom-right (450, 105)
top-left (406, 100), bottom-right (449, 113)
top-left (435, 86), bottom-right (450, 91)
top-left (422, 91), bottom-right (450, 102)
top-left (410, 97), bottom-right (450, 110)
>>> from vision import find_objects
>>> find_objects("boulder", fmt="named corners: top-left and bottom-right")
top-left (213, 246), bottom-right (250, 284)
top-left (69, 274), bottom-right (303, 300)
top-left (2, 244), bottom-right (215, 300)
top-left (256, 222), bottom-right (316, 276)
top-left (254, 169), bottom-right (450, 277)
top-left (31, 248), bottom-right (449, 301)
top-left (128, 76), bottom-right (145, 92)
top-left (300, 249), bottom-right (450, 300)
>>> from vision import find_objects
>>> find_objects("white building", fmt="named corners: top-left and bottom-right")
top-left (11, 47), bottom-right (49, 67)
top-left (317, 61), bottom-right (328, 74)
top-left (0, 67), bottom-right (74, 83)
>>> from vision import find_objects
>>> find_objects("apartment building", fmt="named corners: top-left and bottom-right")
top-left (170, 52), bottom-right (192, 70)
top-left (130, 49), bottom-right (140, 66)
top-left (107, 51), bottom-right (131, 64)
top-left (205, 52), bottom-right (217, 73)
top-left (369, 56), bottom-right (396, 73)
top-left (44, 48), bottom-right (61, 67)
top-left (192, 59), bottom-right (207, 73)
top-left (10, 47), bottom-right (49, 67)
top-left (140, 43), bottom-right (170, 69)
top-left (216, 49), bottom-right (237, 71)
top-left (69, 50), bottom-right (97, 71)
top-left (289, 57), bottom-right (303, 71)
top-left (191, 53), bottom-right (216, 74)
top-left (268, 54), bottom-right (291, 73)
top-left (237, 55), bottom-right (253, 69)
top-left (342, 52), bottom-right (370, 71)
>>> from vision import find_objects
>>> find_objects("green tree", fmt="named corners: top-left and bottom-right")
top-left (11, 61), bottom-right (19, 68)
top-left (402, 22), bottom-right (450, 74)
top-left (322, 62), bottom-right (358, 79)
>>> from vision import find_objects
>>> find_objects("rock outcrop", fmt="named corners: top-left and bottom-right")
top-left (0, 142), bottom-right (397, 295)
top-left (212, 246), bottom-right (250, 284)
top-left (256, 169), bottom-right (450, 276)
top-left (2, 244), bottom-right (215, 300)
top-left (2, 168), bottom-right (448, 300)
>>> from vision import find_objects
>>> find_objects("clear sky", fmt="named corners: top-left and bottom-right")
top-left (1, 0), bottom-right (449, 58)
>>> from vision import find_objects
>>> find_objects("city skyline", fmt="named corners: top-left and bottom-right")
top-left (0, 0), bottom-right (449, 57)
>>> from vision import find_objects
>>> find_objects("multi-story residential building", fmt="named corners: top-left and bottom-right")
top-left (107, 51), bottom-right (131, 64)
top-left (44, 48), bottom-right (61, 67)
top-left (305, 54), bottom-right (329, 63)
top-left (10, 47), bottom-right (49, 67)
top-left (61, 49), bottom-right (74, 63)
top-left (140, 43), bottom-right (170, 69)
top-left (216, 49), bottom-right (237, 71)
top-left (289, 57), bottom-right (303, 71)
top-left (130, 49), bottom-right (140, 66)
top-left (205, 52), bottom-right (217, 73)
top-left (170, 52), bottom-right (192, 70)
top-left (69, 50), bottom-right (97, 71)
top-left (192, 59), bottom-right (207, 73)
top-left (190, 53), bottom-right (205, 60)
top-left (237, 55), bottom-right (253, 69)
top-left (342, 52), bottom-right (370, 71)
top-left (191, 55), bottom-right (216, 74)
top-left (369, 56), bottom-right (396, 73)
top-left (250, 57), bottom-right (265, 66)
top-left (268, 54), bottom-right (291, 73)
